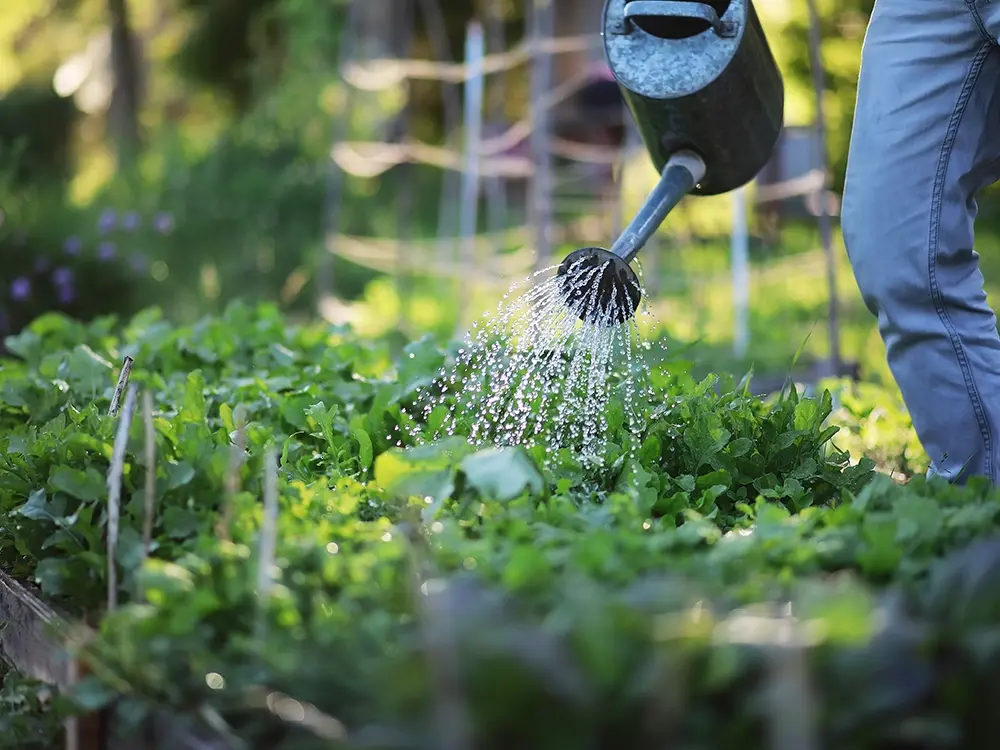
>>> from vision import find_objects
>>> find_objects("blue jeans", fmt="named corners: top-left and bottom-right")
top-left (843, 0), bottom-right (1000, 483)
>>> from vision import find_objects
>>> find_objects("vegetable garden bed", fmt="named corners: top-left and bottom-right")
top-left (3, 303), bottom-right (1000, 749)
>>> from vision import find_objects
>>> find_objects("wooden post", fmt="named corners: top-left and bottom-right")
top-left (484, 0), bottom-right (509, 266)
top-left (457, 20), bottom-right (485, 333)
top-left (395, 0), bottom-right (416, 332)
top-left (731, 185), bottom-right (750, 359)
top-left (419, 0), bottom-right (463, 274)
top-left (318, 0), bottom-right (362, 312)
top-left (529, 0), bottom-right (555, 271)
top-left (806, 0), bottom-right (841, 374)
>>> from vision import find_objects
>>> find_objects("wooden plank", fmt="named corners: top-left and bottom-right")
top-left (0, 570), bottom-right (75, 687)
top-left (0, 569), bottom-right (234, 749)
top-left (0, 570), bottom-right (110, 749)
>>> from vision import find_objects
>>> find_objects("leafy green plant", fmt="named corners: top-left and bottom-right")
top-left (0, 667), bottom-right (69, 750)
top-left (3, 302), bottom-right (1000, 750)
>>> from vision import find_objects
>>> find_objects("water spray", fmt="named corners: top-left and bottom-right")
top-left (558, 0), bottom-right (785, 324)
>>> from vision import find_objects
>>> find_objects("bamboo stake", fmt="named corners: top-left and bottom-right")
top-left (218, 404), bottom-right (248, 540)
top-left (107, 384), bottom-right (137, 612)
top-left (255, 448), bottom-right (279, 642)
top-left (141, 390), bottom-right (156, 560)
top-left (108, 355), bottom-right (133, 417)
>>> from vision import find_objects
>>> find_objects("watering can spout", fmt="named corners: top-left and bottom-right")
top-left (556, 0), bottom-right (784, 326)
top-left (556, 151), bottom-right (705, 325)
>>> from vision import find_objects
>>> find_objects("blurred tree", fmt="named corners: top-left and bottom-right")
top-left (174, 0), bottom-right (287, 112)
top-left (0, 82), bottom-right (79, 188)
top-left (107, 0), bottom-right (142, 162)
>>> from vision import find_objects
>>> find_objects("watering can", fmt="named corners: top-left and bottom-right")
top-left (557, 0), bottom-right (784, 324)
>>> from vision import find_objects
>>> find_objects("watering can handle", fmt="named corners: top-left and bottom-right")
top-left (623, 1), bottom-right (736, 38)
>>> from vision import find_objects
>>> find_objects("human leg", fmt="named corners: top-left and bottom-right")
top-left (842, 0), bottom-right (1000, 482)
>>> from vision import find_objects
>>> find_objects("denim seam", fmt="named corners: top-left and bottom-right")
top-left (968, 0), bottom-right (997, 44)
top-left (928, 41), bottom-right (994, 481)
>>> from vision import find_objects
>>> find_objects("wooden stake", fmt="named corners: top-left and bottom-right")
top-left (406, 537), bottom-right (472, 750)
top-left (141, 389), bottom-right (156, 561)
top-left (256, 448), bottom-right (279, 641)
top-left (108, 356), bottom-right (133, 417)
top-left (107, 384), bottom-right (137, 612)
top-left (766, 614), bottom-right (819, 750)
top-left (217, 404), bottom-right (247, 541)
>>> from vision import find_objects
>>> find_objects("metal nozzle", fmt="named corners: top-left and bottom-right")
top-left (556, 150), bottom-right (707, 324)
top-left (557, 247), bottom-right (642, 326)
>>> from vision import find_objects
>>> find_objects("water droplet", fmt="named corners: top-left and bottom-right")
top-left (398, 260), bottom-right (670, 469)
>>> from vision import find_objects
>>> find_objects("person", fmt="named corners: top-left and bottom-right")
top-left (842, 0), bottom-right (1000, 484)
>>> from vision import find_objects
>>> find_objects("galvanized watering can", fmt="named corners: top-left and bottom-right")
top-left (557, 0), bottom-right (784, 324)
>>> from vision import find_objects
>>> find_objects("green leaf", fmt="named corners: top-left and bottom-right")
top-left (305, 401), bottom-right (339, 452)
top-left (164, 461), bottom-right (196, 491)
top-left (696, 485), bottom-right (728, 513)
top-left (33, 558), bottom-right (68, 596)
top-left (3, 328), bottom-right (41, 362)
top-left (696, 469), bottom-right (732, 490)
top-left (116, 526), bottom-right (151, 570)
top-left (858, 515), bottom-right (903, 575)
top-left (161, 507), bottom-right (201, 539)
top-left (503, 545), bottom-right (549, 591)
top-left (352, 427), bottom-right (374, 470)
top-left (374, 450), bottom-right (455, 502)
top-left (219, 403), bottom-right (235, 434)
top-left (893, 495), bottom-right (944, 543)
top-left (64, 345), bottom-right (114, 396)
top-left (181, 371), bottom-right (208, 422)
top-left (15, 489), bottom-right (65, 522)
top-left (727, 437), bottom-right (753, 458)
top-left (461, 448), bottom-right (543, 502)
top-left (49, 466), bottom-right (105, 503)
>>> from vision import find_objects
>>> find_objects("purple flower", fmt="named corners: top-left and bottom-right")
top-left (10, 277), bottom-right (31, 301)
top-left (52, 267), bottom-right (73, 287)
top-left (122, 211), bottom-right (141, 231)
top-left (129, 253), bottom-right (148, 272)
top-left (63, 236), bottom-right (83, 255)
top-left (98, 241), bottom-right (116, 261)
top-left (56, 283), bottom-right (75, 305)
top-left (153, 212), bottom-right (174, 235)
top-left (98, 209), bottom-right (117, 233)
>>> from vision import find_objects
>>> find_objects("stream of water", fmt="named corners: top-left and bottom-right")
top-left (398, 255), bottom-right (663, 462)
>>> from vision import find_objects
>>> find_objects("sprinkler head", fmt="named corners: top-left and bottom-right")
top-left (556, 247), bottom-right (642, 325)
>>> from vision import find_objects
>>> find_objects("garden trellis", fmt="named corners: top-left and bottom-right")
top-left (319, 0), bottom-right (849, 379)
